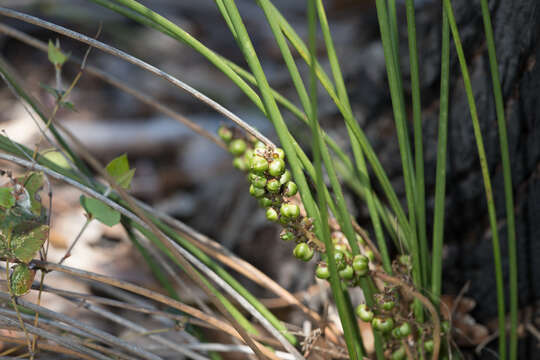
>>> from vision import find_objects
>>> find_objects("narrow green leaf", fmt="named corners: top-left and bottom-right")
top-left (106, 153), bottom-right (135, 189)
top-left (0, 188), bottom-right (15, 209)
top-left (80, 195), bottom-right (121, 226)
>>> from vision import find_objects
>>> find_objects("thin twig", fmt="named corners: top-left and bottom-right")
top-left (0, 8), bottom-right (274, 148)
top-left (0, 334), bottom-right (95, 360)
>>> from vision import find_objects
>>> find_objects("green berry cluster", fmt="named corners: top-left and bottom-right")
top-left (220, 126), bottom-right (316, 261)
top-left (315, 232), bottom-right (372, 285)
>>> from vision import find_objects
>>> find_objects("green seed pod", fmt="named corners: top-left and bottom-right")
top-left (424, 339), bottom-right (434, 353)
top-left (338, 265), bottom-right (354, 280)
top-left (382, 301), bottom-right (395, 311)
top-left (250, 155), bottom-right (269, 174)
top-left (391, 327), bottom-right (402, 339)
top-left (280, 230), bottom-right (295, 242)
top-left (391, 347), bottom-right (406, 360)
top-left (218, 126), bottom-right (233, 143)
top-left (315, 263), bottom-right (330, 279)
top-left (280, 203), bottom-right (300, 219)
top-left (372, 317), bottom-right (394, 333)
top-left (258, 197), bottom-right (273, 208)
top-left (398, 254), bottom-right (411, 266)
top-left (244, 148), bottom-right (254, 162)
top-left (249, 184), bottom-right (266, 198)
top-left (441, 320), bottom-right (450, 334)
top-left (352, 254), bottom-right (369, 275)
top-left (233, 157), bottom-right (247, 171)
top-left (268, 158), bottom-right (286, 177)
top-left (279, 216), bottom-right (290, 225)
top-left (279, 169), bottom-right (292, 185)
top-left (266, 179), bottom-right (281, 193)
top-left (355, 304), bottom-right (374, 322)
top-left (334, 243), bottom-right (349, 254)
top-left (250, 174), bottom-right (267, 188)
top-left (334, 250), bottom-right (346, 271)
top-left (284, 181), bottom-right (298, 197)
top-left (399, 322), bottom-right (411, 337)
top-left (229, 139), bottom-right (247, 156)
top-left (293, 243), bottom-right (313, 262)
top-left (365, 250), bottom-right (374, 261)
top-left (274, 148), bottom-right (285, 160)
top-left (266, 207), bottom-right (279, 222)
top-left (254, 141), bottom-right (266, 149)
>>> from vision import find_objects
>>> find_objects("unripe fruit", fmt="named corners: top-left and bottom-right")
top-left (244, 148), bottom-right (254, 162)
top-left (399, 322), bottom-right (411, 337)
top-left (274, 148), bottom-right (285, 160)
top-left (339, 265), bottom-right (354, 280)
top-left (372, 317), bottom-right (394, 333)
top-left (424, 339), bottom-right (434, 353)
top-left (334, 243), bottom-right (349, 254)
top-left (365, 250), bottom-right (374, 261)
top-left (280, 203), bottom-right (300, 219)
top-left (266, 179), bottom-right (281, 193)
top-left (284, 181), bottom-right (298, 196)
top-left (279, 170), bottom-right (292, 185)
top-left (280, 230), bottom-right (295, 242)
top-left (293, 243), bottom-right (313, 261)
top-left (254, 141), bottom-right (266, 149)
top-left (315, 263), bottom-right (330, 279)
top-left (229, 139), bottom-right (247, 156)
top-left (250, 155), bottom-right (269, 173)
top-left (334, 250), bottom-right (346, 271)
top-left (356, 304), bottom-right (374, 322)
top-left (356, 233), bottom-right (365, 245)
top-left (249, 184), bottom-right (266, 198)
top-left (268, 159), bottom-right (285, 177)
top-left (258, 197), bottom-right (273, 208)
top-left (233, 157), bottom-right (247, 171)
top-left (250, 174), bottom-right (267, 188)
top-left (352, 255), bottom-right (369, 275)
top-left (391, 347), bottom-right (406, 360)
top-left (382, 301), bottom-right (395, 311)
top-left (218, 126), bottom-right (233, 143)
top-left (279, 216), bottom-right (290, 225)
top-left (391, 327), bottom-right (402, 339)
top-left (441, 320), bottom-right (450, 334)
top-left (266, 207), bottom-right (279, 222)
top-left (399, 254), bottom-right (411, 266)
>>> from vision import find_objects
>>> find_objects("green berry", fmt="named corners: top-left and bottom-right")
top-left (391, 327), bottom-right (402, 339)
top-left (352, 255), bottom-right (369, 275)
top-left (249, 184), bottom-right (266, 198)
top-left (382, 301), bottom-right (395, 311)
top-left (279, 216), bottom-right (290, 225)
top-left (441, 320), bottom-right (450, 334)
top-left (280, 230), bottom-right (295, 242)
top-left (355, 304), bottom-right (374, 322)
top-left (334, 243), bottom-right (349, 254)
top-left (399, 322), bottom-right (411, 337)
top-left (268, 159), bottom-right (285, 177)
top-left (258, 197), bottom-right (273, 208)
top-left (284, 181), bottom-right (298, 197)
top-left (356, 233), bottom-right (365, 245)
top-left (398, 255), bottom-right (411, 266)
top-left (233, 157), bottom-right (247, 171)
top-left (334, 250), bottom-right (346, 270)
top-left (338, 265), bottom-right (354, 280)
top-left (391, 347), bottom-right (406, 360)
top-left (266, 179), bottom-right (281, 193)
top-left (424, 339), bottom-right (434, 353)
top-left (279, 169), bottom-right (292, 185)
top-left (229, 139), bottom-right (247, 156)
top-left (218, 126), bottom-right (233, 143)
top-left (254, 141), bottom-right (266, 149)
top-left (244, 148), bottom-right (254, 162)
top-left (372, 317), bottom-right (394, 333)
top-left (280, 203), bottom-right (300, 219)
top-left (365, 250), bottom-right (374, 261)
top-left (315, 263), bottom-right (330, 279)
top-left (274, 148), bottom-right (285, 160)
top-left (266, 207), bottom-right (279, 222)
top-left (250, 174), bottom-right (267, 188)
top-left (293, 243), bottom-right (313, 262)
top-left (250, 155), bottom-right (269, 174)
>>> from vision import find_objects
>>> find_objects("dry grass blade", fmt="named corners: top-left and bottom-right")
top-left (0, 334), bottom-right (96, 360)
top-left (0, 7), bottom-right (274, 148)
